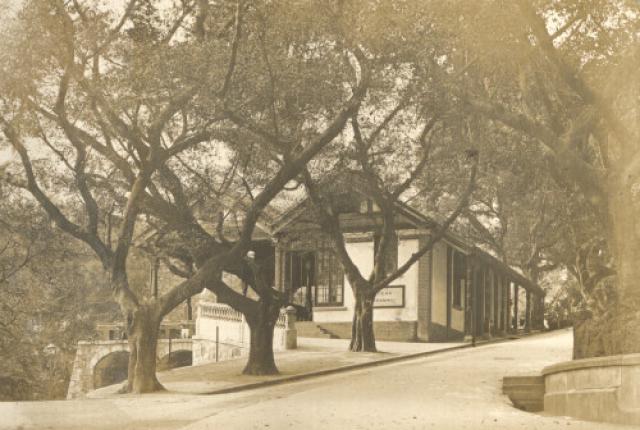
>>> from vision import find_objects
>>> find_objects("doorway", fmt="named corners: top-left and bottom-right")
top-left (285, 251), bottom-right (316, 320)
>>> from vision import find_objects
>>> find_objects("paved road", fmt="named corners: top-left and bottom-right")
top-left (2, 329), bottom-right (635, 430)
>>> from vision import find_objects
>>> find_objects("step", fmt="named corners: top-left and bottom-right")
top-left (316, 323), bottom-right (352, 339)
top-left (295, 322), bottom-right (325, 332)
top-left (502, 382), bottom-right (545, 394)
top-left (296, 322), bottom-right (336, 339)
top-left (503, 385), bottom-right (545, 400)
top-left (296, 329), bottom-right (332, 336)
top-left (316, 325), bottom-right (340, 339)
top-left (512, 399), bottom-right (544, 412)
top-left (503, 374), bottom-right (545, 413)
top-left (503, 375), bottom-right (544, 386)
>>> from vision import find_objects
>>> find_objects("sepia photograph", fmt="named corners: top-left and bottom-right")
top-left (0, 0), bottom-right (639, 428)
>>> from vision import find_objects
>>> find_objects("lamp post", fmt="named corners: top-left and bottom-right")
top-left (242, 250), bottom-right (255, 296)
top-left (43, 343), bottom-right (58, 399)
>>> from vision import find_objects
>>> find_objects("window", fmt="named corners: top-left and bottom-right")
top-left (373, 232), bottom-right (398, 276)
top-left (360, 198), bottom-right (381, 214)
top-left (315, 283), bottom-right (343, 305)
top-left (286, 244), bottom-right (344, 307)
top-left (314, 244), bottom-right (344, 306)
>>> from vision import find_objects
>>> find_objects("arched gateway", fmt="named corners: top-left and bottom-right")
top-left (93, 350), bottom-right (129, 389)
top-left (67, 339), bottom-right (192, 399)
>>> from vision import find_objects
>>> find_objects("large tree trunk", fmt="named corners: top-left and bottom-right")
top-left (242, 301), bottom-right (280, 375)
top-left (573, 176), bottom-right (640, 358)
top-left (573, 313), bottom-right (613, 359)
top-left (125, 306), bottom-right (164, 393)
top-left (350, 289), bottom-right (376, 352)
top-left (605, 178), bottom-right (640, 355)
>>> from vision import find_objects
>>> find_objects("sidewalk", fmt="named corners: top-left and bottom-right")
top-left (3, 330), bottom-right (599, 430)
top-left (90, 337), bottom-right (464, 397)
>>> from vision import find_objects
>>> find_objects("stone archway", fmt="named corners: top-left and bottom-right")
top-left (157, 350), bottom-right (193, 371)
top-left (67, 339), bottom-right (193, 399)
top-left (93, 350), bottom-right (129, 389)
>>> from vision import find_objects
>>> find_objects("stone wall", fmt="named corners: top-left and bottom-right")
top-left (543, 353), bottom-right (640, 426)
top-left (313, 321), bottom-right (418, 342)
top-left (192, 338), bottom-right (247, 365)
top-left (66, 339), bottom-right (192, 399)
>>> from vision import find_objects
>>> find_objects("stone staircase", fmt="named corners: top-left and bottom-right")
top-left (502, 375), bottom-right (545, 412)
top-left (295, 322), bottom-right (340, 339)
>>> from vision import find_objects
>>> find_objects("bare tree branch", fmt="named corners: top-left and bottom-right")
top-left (373, 151), bottom-right (479, 293)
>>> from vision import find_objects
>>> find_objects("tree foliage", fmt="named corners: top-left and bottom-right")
top-left (448, 0), bottom-right (640, 356)
top-left (0, 188), bottom-right (107, 400)
top-left (1, 0), bottom-right (371, 388)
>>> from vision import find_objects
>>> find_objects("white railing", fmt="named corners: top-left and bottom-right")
top-left (199, 301), bottom-right (288, 328)
top-left (199, 302), bottom-right (243, 322)
top-left (276, 312), bottom-right (287, 329)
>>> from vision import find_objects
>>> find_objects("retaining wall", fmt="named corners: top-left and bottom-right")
top-left (543, 353), bottom-right (640, 426)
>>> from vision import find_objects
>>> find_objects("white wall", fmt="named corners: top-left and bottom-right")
top-left (196, 313), bottom-right (247, 346)
top-left (381, 238), bottom-right (418, 321)
top-left (194, 302), bottom-right (286, 366)
top-left (431, 241), bottom-right (468, 333)
top-left (431, 241), bottom-right (447, 326)
top-left (451, 306), bottom-right (465, 332)
top-left (313, 238), bottom-right (419, 323)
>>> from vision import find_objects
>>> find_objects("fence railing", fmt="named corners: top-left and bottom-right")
top-left (199, 301), bottom-right (289, 328)
top-left (199, 302), bottom-right (243, 322)
top-left (276, 312), bottom-right (287, 328)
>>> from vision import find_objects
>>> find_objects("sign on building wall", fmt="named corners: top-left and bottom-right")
top-left (374, 285), bottom-right (405, 308)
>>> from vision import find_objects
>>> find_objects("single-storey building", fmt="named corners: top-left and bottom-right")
top-left (261, 188), bottom-right (545, 343)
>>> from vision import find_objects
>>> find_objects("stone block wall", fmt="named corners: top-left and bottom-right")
top-left (543, 353), bottom-right (640, 426)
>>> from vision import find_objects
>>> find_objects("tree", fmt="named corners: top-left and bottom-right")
top-left (434, 0), bottom-right (640, 356)
top-left (296, 53), bottom-right (479, 350)
top-left (544, 198), bottom-right (616, 358)
top-left (1, 0), bottom-right (236, 392)
top-left (124, 0), bottom-right (374, 374)
top-left (289, 0), bottom-right (491, 352)
top-left (303, 150), bottom-right (477, 352)
top-left (1, 0), bottom-right (370, 388)
top-left (462, 131), bottom-right (567, 282)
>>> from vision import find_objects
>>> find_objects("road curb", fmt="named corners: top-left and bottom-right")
top-left (202, 332), bottom-right (543, 396)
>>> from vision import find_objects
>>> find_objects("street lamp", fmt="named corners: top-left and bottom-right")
top-left (242, 251), bottom-right (256, 296)
top-left (43, 343), bottom-right (58, 399)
